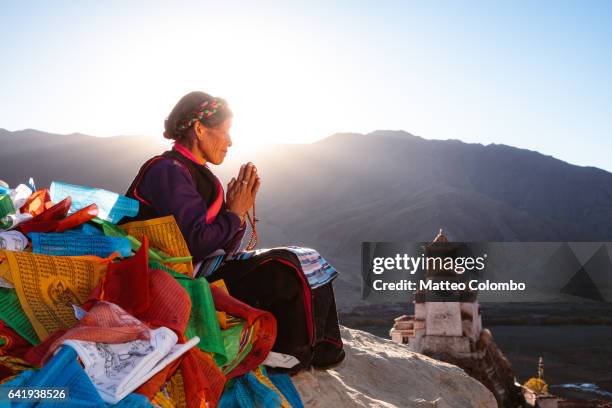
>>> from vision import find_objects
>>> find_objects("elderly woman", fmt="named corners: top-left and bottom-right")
top-left (122, 91), bottom-right (344, 372)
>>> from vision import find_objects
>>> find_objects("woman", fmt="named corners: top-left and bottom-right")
top-left (122, 91), bottom-right (344, 372)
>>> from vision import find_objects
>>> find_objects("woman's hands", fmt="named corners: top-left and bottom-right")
top-left (226, 162), bottom-right (260, 223)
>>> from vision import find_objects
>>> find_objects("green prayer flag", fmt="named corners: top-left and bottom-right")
top-left (152, 262), bottom-right (254, 372)
top-left (0, 288), bottom-right (40, 345)
top-left (165, 268), bottom-right (228, 366)
top-left (221, 322), bottom-right (251, 374)
top-left (0, 194), bottom-right (15, 219)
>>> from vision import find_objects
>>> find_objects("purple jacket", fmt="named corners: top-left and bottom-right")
top-left (134, 154), bottom-right (244, 262)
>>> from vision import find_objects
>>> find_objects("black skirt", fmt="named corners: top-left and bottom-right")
top-left (204, 248), bottom-right (342, 371)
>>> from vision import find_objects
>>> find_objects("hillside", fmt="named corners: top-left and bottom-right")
top-left (293, 326), bottom-right (497, 408)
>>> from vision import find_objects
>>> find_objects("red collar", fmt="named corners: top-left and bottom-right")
top-left (173, 143), bottom-right (206, 166)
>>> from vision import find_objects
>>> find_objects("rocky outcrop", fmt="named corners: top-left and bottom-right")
top-left (292, 327), bottom-right (498, 408)
top-left (425, 328), bottom-right (524, 407)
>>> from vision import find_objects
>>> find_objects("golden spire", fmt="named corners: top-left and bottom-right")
top-left (433, 228), bottom-right (448, 243)
top-left (524, 356), bottom-right (548, 395)
top-left (538, 356), bottom-right (544, 380)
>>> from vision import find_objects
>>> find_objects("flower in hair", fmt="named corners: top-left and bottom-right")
top-left (176, 98), bottom-right (223, 132)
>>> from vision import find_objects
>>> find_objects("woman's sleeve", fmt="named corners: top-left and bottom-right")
top-left (136, 159), bottom-right (242, 259)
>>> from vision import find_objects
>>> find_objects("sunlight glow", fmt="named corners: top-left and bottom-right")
top-left (2, 1), bottom-right (612, 169)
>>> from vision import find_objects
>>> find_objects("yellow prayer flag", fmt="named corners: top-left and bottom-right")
top-left (0, 250), bottom-right (107, 340)
top-left (210, 279), bottom-right (229, 294)
top-left (151, 392), bottom-right (176, 408)
top-left (254, 366), bottom-right (292, 408)
top-left (165, 370), bottom-right (187, 407)
top-left (120, 216), bottom-right (193, 275)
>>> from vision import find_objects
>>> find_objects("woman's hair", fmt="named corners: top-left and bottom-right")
top-left (163, 91), bottom-right (232, 142)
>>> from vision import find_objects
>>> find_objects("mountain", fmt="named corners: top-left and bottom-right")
top-left (0, 128), bottom-right (169, 193)
top-left (218, 131), bottom-right (612, 307)
top-left (2, 128), bottom-right (611, 309)
top-left (239, 131), bottom-right (612, 244)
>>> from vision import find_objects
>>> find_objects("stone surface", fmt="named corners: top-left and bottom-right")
top-left (415, 302), bottom-right (426, 320)
top-left (292, 326), bottom-right (497, 408)
top-left (426, 302), bottom-right (463, 336)
top-left (421, 335), bottom-right (472, 355)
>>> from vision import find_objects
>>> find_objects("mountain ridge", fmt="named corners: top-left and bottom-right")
top-left (3, 127), bottom-right (609, 174)
top-left (2, 128), bottom-right (610, 308)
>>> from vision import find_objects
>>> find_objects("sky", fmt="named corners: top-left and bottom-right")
top-left (1, 0), bottom-right (611, 170)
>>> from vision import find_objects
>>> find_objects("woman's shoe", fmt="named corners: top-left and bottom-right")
top-left (311, 342), bottom-right (346, 370)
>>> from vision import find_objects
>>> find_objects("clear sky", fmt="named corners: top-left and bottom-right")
top-left (1, 1), bottom-right (611, 170)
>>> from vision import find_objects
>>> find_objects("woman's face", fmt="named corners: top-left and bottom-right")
top-left (194, 118), bottom-right (233, 165)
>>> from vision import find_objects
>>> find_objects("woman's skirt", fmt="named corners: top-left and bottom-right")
top-left (199, 247), bottom-right (342, 371)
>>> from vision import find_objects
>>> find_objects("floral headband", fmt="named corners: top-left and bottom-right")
top-left (176, 98), bottom-right (223, 132)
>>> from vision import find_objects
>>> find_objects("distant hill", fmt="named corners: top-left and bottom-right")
top-left (2, 128), bottom-right (611, 308)
top-left (0, 128), bottom-right (169, 192)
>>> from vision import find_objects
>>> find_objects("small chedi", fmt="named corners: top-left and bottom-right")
top-left (390, 229), bottom-right (524, 408)
top-left (521, 357), bottom-right (559, 408)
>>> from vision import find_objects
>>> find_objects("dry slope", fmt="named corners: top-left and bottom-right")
top-left (293, 327), bottom-right (497, 408)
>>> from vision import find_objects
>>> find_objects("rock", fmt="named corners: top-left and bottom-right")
top-left (292, 326), bottom-right (497, 408)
